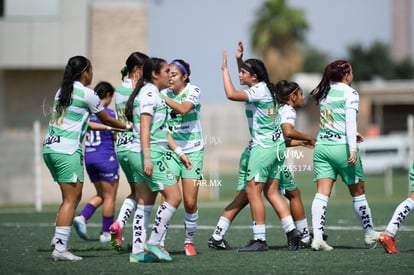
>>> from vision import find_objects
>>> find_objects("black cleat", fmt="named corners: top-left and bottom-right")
top-left (208, 236), bottom-right (231, 250)
top-left (237, 239), bottom-right (268, 252)
top-left (287, 229), bottom-right (301, 251)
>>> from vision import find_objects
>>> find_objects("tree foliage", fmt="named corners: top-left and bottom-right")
top-left (347, 41), bottom-right (414, 81)
top-left (250, 0), bottom-right (308, 80)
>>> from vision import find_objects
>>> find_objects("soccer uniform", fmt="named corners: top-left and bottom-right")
top-left (163, 84), bottom-right (204, 180)
top-left (114, 79), bottom-right (137, 183)
top-left (243, 81), bottom-right (284, 183)
top-left (84, 106), bottom-right (119, 183)
top-left (129, 82), bottom-right (175, 191)
top-left (313, 82), bottom-right (364, 184)
top-left (277, 104), bottom-right (298, 193)
top-left (43, 81), bottom-right (104, 183)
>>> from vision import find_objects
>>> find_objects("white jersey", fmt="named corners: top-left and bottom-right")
top-left (279, 104), bottom-right (296, 127)
top-left (163, 83), bottom-right (204, 153)
top-left (130, 83), bottom-right (169, 151)
top-left (244, 81), bottom-right (282, 148)
top-left (317, 82), bottom-right (359, 145)
top-left (43, 81), bottom-right (104, 155)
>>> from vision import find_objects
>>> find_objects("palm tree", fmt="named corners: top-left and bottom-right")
top-left (251, 0), bottom-right (308, 81)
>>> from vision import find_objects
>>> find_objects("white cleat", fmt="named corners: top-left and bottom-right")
top-left (311, 238), bottom-right (334, 251)
top-left (364, 231), bottom-right (380, 248)
top-left (73, 215), bottom-right (89, 240)
top-left (52, 250), bottom-right (82, 261)
top-left (99, 232), bottom-right (111, 243)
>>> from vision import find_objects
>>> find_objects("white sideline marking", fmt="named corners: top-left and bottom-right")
top-left (1, 222), bottom-right (414, 231)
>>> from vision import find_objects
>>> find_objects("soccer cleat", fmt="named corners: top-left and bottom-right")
top-left (208, 236), bottom-right (231, 250)
top-left (311, 238), bottom-right (333, 251)
top-left (50, 236), bottom-right (56, 251)
top-left (378, 233), bottom-right (400, 254)
top-left (287, 229), bottom-right (301, 251)
top-left (99, 232), bottom-right (111, 243)
top-left (299, 236), bottom-right (312, 249)
top-left (237, 239), bottom-right (268, 252)
top-left (73, 215), bottom-right (89, 240)
top-left (52, 249), bottom-right (82, 261)
top-left (184, 243), bottom-right (197, 256)
top-left (364, 231), bottom-right (381, 248)
top-left (129, 252), bottom-right (159, 263)
top-left (145, 244), bottom-right (173, 261)
top-left (109, 221), bottom-right (123, 251)
top-left (160, 245), bottom-right (170, 256)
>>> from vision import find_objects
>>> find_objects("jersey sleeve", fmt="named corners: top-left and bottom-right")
top-left (280, 105), bottom-right (296, 126)
top-left (140, 90), bottom-right (156, 116)
top-left (85, 88), bottom-right (104, 114)
top-left (244, 86), bottom-right (261, 103)
top-left (346, 89), bottom-right (359, 112)
top-left (184, 85), bottom-right (201, 106)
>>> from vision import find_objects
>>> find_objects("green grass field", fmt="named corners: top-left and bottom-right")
top-left (1, 171), bottom-right (413, 274)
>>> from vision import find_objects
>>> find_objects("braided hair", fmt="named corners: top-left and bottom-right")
top-left (310, 60), bottom-right (351, 104)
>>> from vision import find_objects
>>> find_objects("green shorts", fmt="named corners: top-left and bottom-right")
top-left (409, 162), bottom-right (414, 192)
top-left (43, 149), bottom-right (84, 183)
top-left (236, 146), bottom-right (251, 191)
top-left (117, 150), bottom-right (136, 184)
top-left (246, 143), bottom-right (285, 183)
top-left (313, 144), bottom-right (365, 184)
top-left (128, 146), bottom-right (176, 192)
top-left (164, 149), bottom-right (204, 180)
top-left (276, 165), bottom-right (297, 194)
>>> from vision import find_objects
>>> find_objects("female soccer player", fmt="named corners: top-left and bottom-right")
top-left (219, 42), bottom-right (300, 252)
top-left (43, 56), bottom-right (131, 261)
top-left (124, 57), bottom-right (192, 263)
top-left (309, 60), bottom-right (380, 251)
top-left (275, 80), bottom-right (316, 247)
top-left (159, 59), bottom-right (204, 256)
top-left (73, 81), bottom-right (120, 243)
top-left (379, 161), bottom-right (414, 254)
top-left (109, 52), bottom-right (149, 251)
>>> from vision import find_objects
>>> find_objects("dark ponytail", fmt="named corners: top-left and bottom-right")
top-left (311, 60), bottom-right (351, 104)
top-left (275, 80), bottom-right (300, 105)
top-left (56, 56), bottom-right (91, 113)
top-left (244, 58), bottom-right (277, 106)
top-left (124, 57), bottom-right (167, 122)
top-left (121, 51), bottom-right (150, 81)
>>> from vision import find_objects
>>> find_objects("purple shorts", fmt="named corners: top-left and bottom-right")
top-left (85, 159), bottom-right (119, 183)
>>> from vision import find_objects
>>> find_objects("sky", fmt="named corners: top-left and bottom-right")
top-left (148, 0), bottom-right (413, 102)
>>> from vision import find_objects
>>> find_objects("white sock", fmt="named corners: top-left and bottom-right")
top-left (131, 204), bottom-right (153, 254)
top-left (385, 198), bottom-right (414, 237)
top-left (184, 211), bottom-right (199, 244)
top-left (117, 198), bottom-right (136, 229)
top-left (311, 193), bottom-right (329, 240)
top-left (212, 216), bottom-right (231, 241)
top-left (148, 202), bottom-right (176, 246)
top-left (352, 194), bottom-right (375, 234)
top-left (54, 226), bottom-right (71, 252)
top-left (253, 222), bottom-right (266, 241)
top-left (295, 218), bottom-right (310, 241)
top-left (280, 215), bottom-right (296, 233)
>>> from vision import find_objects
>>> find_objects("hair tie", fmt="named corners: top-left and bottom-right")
top-left (170, 61), bottom-right (189, 75)
top-left (121, 66), bottom-right (128, 81)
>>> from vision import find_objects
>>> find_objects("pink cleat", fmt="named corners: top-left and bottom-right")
top-left (378, 233), bottom-right (400, 254)
top-left (109, 221), bottom-right (123, 251)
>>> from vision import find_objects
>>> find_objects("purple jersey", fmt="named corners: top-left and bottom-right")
top-left (85, 107), bottom-right (119, 182)
top-left (85, 107), bottom-right (117, 163)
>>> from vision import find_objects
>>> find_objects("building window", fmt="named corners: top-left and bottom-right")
top-left (0, 0), bottom-right (4, 17)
